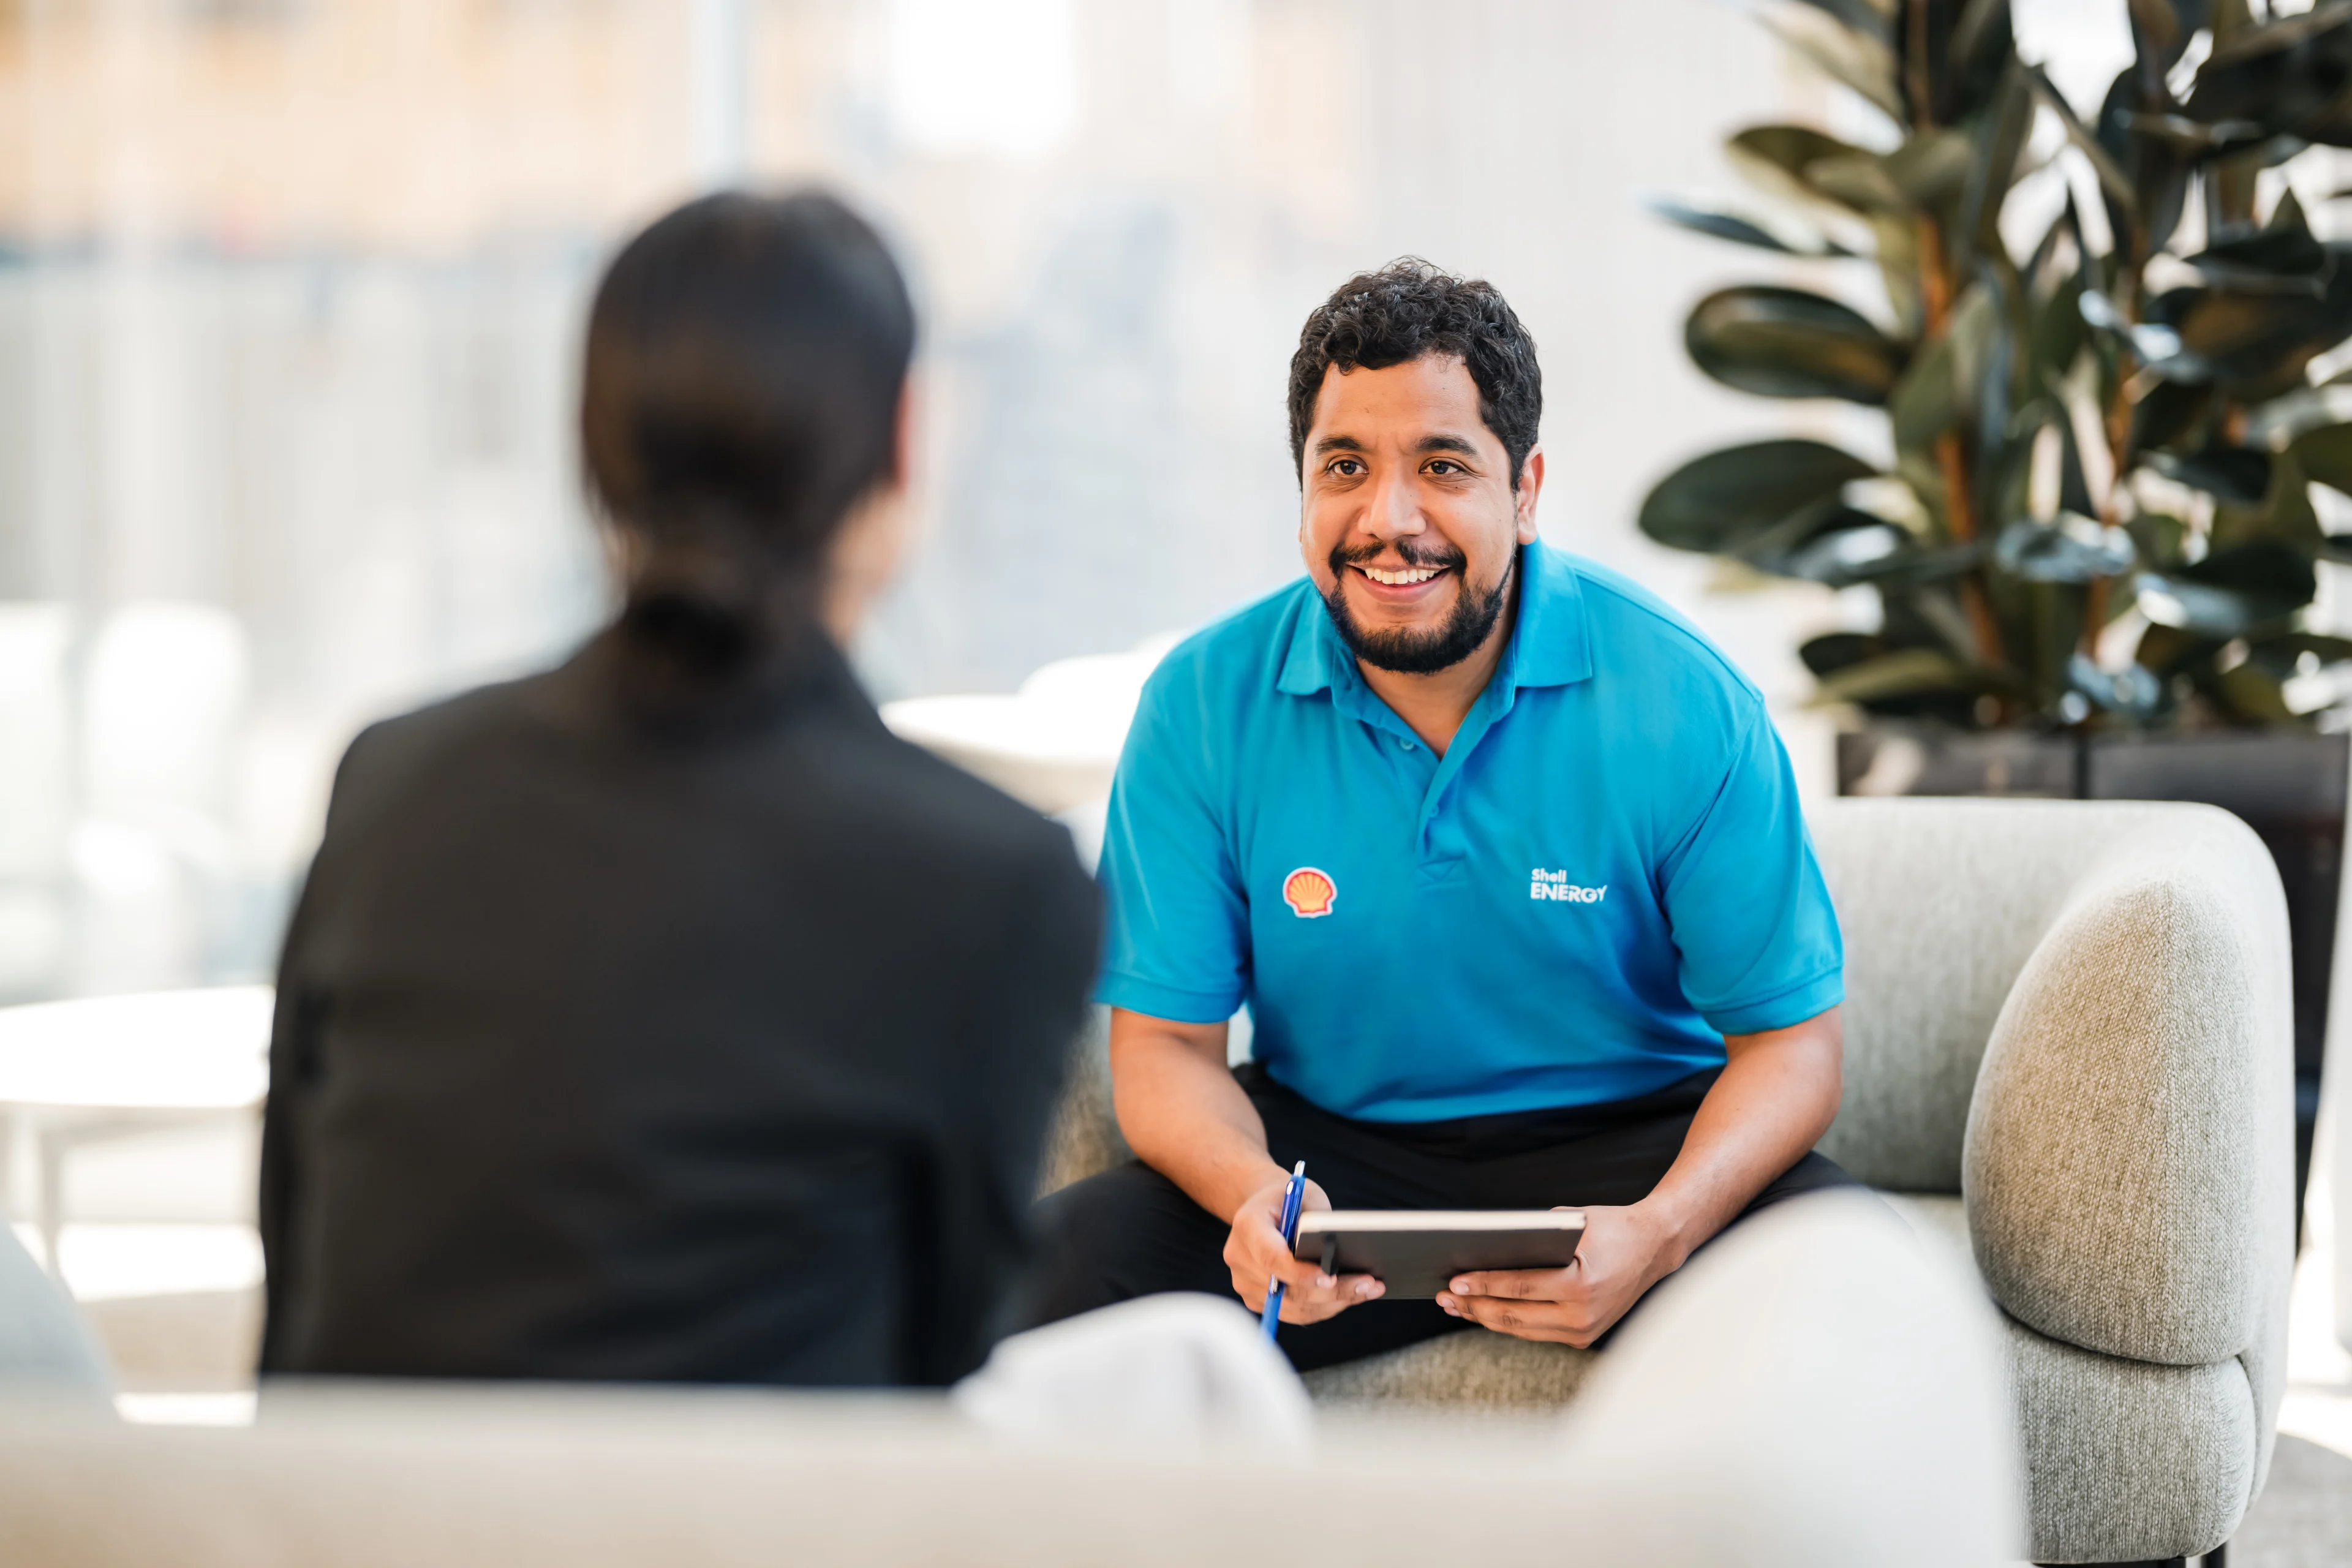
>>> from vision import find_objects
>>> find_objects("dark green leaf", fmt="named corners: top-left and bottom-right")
top-left (1889, 335), bottom-right (1959, 462)
top-left (1731, 125), bottom-right (1872, 183)
top-left (2127, 510), bottom-right (2190, 571)
top-left (2135, 576), bottom-right (2293, 637)
top-left (2098, 69), bottom-right (2190, 258)
top-left (2143, 246), bottom-right (2352, 396)
top-left (2129, 379), bottom-right (2214, 453)
top-left (2208, 662), bottom-right (2300, 723)
top-left (2079, 288), bottom-right (2192, 366)
top-left (1869, 211), bottom-right (1926, 337)
top-left (1800, 631), bottom-right (1882, 676)
top-left (1787, 0), bottom-right (1895, 40)
top-left (1726, 124), bottom-right (1879, 209)
top-left (2181, 196), bottom-right (2329, 293)
top-left (1757, 2), bottom-right (1903, 119)
top-left (1993, 514), bottom-right (2136, 582)
top-left (1637, 439), bottom-right (1877, 554)
top-left (2137, 620), bottom-right (2223, 676)
top-left (2137, 538), bottom-right (2318, 635)
top-left (1750, 494), bottom-right (1988, 587)
top-left (2111, 110), bottom-right (2269, 152)
top-left (1890, 284), bottom-right (1999, 468)
top-left (2218, 446), bottom-right (2321, 549)
top-left (2208, 145), bottom-right (2263, 234)
top-left (1880, 132), bottom-right (1976, 209)
top-left (2145, 444), bottom-right (2274, 504)
top-left (1950, 0), bottom-right (2015, 72)
top-left (1884, 586), bottom-right (1983, 659)
top-left (2055, 404), bottom-right (2097, 519)
top-left (2292, 421), bottom-right (2352, 493)
top-left (2252, 630), bottom-right (2352, 666)
top-left (1756, 516), bottom-right (1913, 585)
top-left (1685, 286), bottom-right (1906, 403)
top-left (2187, 1), bottom-right (2352, 148)
top-left (1845, 541), bottom-right (1992, 587)
top-left (2069, 650), bottom-right (2162, 715)
top-left (1972, 273), bottom-right (2018, 503)
top-left (2026, 64), bottom-right (2138, 221)
top-left (1898, 0), bottom-right (2013, 124)
top-left (1807, 153), bottom-right (1918, 214)
top-left (2029, 268), bottom-right (2087, 386)
top-left (2184, 537), bottom-right (2319, 600)
top-left (1804, 599), bottom-right (1999, 703)
top-left (2239, 386), bottom-right (2348, 447)
top-left (2125, 0), bottom-right (2182, 66)
top-left (1959, 65), bottom-right (2035, 252)
top-left (1811, 649), bottom-right (2001, 704)
top-left (1645, 195), bottom-right (1855, 257)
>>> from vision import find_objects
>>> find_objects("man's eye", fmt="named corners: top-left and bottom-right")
top-left (1428, 460), bottom-right (1463, 475)
top-left (1330, 459), bottom-right (1364, 476)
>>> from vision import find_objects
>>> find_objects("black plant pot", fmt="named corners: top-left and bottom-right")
top-left (1838, 726), bottom-right (2348, 1239)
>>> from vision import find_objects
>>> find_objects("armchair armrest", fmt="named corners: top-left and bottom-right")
top-left (1962, 809), bottom-right (2294, 1373)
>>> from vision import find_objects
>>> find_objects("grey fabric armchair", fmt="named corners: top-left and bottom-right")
top-left (1041, 796), bottom-right (2296, 1564)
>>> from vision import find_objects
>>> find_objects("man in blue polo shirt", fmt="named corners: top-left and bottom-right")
top-left (1029, 260), bottom-right (1850, 1368)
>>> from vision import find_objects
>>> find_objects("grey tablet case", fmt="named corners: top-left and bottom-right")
top-left (1291, 1210), bottom-right (1587, 1298)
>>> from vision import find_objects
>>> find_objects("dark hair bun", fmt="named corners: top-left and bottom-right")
top-left (582, 191), bottom-right (916, 687)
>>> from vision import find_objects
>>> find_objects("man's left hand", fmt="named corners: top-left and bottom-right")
top-left (1434, 1204), bottom-right (1683, 1348)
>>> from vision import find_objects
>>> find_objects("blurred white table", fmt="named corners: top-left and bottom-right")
top-left (881, 636), bottom-right (1175, 816)
top-left (0, 987), bottom-right (271, 1283)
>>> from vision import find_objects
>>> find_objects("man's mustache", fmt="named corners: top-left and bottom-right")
top-left (1329, 539), bottom-right (1467, 573)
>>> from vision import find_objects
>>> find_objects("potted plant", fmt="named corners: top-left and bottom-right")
top-left (1640, 0), bottom-right (2352, 1213)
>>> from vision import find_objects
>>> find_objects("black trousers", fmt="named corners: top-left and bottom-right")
top-left (1027, 1063), bottom-right (1857, 1371)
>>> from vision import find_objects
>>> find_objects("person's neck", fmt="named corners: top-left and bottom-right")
top-left (1355, 569), bottom-right (1519, 758)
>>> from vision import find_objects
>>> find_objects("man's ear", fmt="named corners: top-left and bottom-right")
top-left (1515, 446), bottom-right (1545, 543)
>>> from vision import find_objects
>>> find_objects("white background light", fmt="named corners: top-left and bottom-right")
top-left (889, 0), bottom-right (1079, 160)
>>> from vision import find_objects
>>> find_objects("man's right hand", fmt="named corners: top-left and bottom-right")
top-left (1223, 1174), bottom-right (1385, 1323)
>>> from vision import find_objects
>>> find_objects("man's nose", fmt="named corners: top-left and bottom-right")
top-left (1362, 466), bottom-right (1425, 544)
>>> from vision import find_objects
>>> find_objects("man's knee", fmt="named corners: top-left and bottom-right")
top-left (1744, 1150), bottom-right (1863, 1216)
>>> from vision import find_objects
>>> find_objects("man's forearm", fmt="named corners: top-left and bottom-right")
top-left (1110, 1014), bottom-right (1287, 1223)
top-left (1633, 1009), bottom-right (1844, 1268)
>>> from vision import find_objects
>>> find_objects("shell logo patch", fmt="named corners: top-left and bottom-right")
top-left (1282, 867), bottom-right (1336, 918)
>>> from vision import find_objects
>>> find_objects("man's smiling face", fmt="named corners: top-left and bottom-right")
top-left (1299, 353), bottom-right (1540, 676)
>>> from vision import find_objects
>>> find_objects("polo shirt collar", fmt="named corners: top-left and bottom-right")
top-left (1275, 540), bottom-right (1593, 699)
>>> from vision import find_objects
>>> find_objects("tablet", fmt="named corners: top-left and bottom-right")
top-left (1292, 1210), bottom-right (1586, 1298)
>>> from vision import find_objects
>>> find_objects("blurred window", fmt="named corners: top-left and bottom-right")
top-left (0, 0), bottom-right (1796, 1001)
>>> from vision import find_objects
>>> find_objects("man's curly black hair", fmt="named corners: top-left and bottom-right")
top-left (1286, 258), bottom-right (1542, 489)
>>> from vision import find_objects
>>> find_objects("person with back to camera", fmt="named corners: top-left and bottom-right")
top-left (258, 192), bottom-right (1100, 1387)
top-left (1027, 260), bottom-right (1852, 1369)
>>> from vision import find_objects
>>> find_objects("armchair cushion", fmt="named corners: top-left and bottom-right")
top-left (1301, 1327), bottom-right (1594, 1411)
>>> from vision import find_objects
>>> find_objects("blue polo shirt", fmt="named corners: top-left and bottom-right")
top-left (1095, 540), bottom-right (1842, 1122)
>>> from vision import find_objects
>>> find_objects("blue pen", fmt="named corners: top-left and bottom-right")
top-left (1261, 1160), bottom-right (1308, 1340)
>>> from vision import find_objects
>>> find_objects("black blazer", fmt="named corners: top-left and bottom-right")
top-left (258, 628), bottom-right (1099, 1387)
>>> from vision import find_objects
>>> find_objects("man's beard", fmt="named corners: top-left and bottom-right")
top-left (1322, 540), bottom-right (1514, 676)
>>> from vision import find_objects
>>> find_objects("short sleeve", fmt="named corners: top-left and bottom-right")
top-left (1093, 662), bottom-right (1250, 1023)
top-left (1659, 702), bottom-right (1844, 1036)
